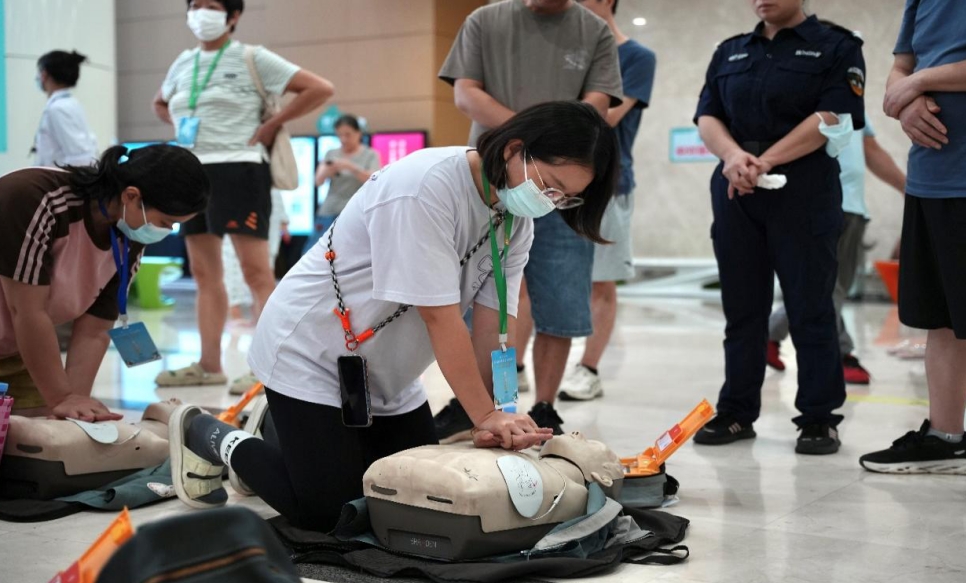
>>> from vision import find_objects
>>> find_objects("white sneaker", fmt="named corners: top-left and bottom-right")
top-left (558, 365), bottom-right (603, 401)
top-left (228, 395), bottom-right (270, 497)
top-left (518, 368), bottom-right (530, 393)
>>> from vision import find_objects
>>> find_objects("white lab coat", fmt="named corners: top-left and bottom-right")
top-left (34, 89), bottom-right (98, 167)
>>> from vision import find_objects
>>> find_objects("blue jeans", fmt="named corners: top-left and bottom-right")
top-left (524, 211), bottom-right (594, 337)
top-left (302, 215), bottom-right (338, 256)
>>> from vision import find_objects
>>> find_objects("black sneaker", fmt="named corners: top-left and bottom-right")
top-left (434, 398), bottom-right (473, 444)
top-left (528, 401), bottom-right (564, 435)
top-left (860, 420), bottom-right (966, 474)
top-left (694, 414), bottom-right (756, 445)
top-left (796, 423), bottom-right (841, 455)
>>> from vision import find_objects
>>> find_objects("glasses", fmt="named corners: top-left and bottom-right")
top-left (525, 154), bottom-right (585, 210)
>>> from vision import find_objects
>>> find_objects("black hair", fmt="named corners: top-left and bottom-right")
top-left (37, 50), bottom-right (87, 87)
top-left (64, 145), bottom-right (210, 216)
top-left (334, 115), bottom-right (361, 132)
top-left (186, 0), bottom-right (244, 33)
top-left (477, 101), bottom-right (618, 244)
top-left (613, 0), bottom-right (619, 15)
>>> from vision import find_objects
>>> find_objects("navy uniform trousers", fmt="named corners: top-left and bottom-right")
top-left (711, 150), bottom-right (846, 428)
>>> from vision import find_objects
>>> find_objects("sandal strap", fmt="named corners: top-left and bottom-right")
top-left (181, 447), bottom-right (224, 499)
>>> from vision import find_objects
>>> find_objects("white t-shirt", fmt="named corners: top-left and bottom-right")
top-left (161, 42), bottom-right (299, 164)
top-left (248, 147), bottom-right (534, 415)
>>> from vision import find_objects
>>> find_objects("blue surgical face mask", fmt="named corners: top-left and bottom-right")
top-left (117, 202), bottom-right (172, 244)
top-left (816, 113), bottom-right (854, 158)
top-left (498, 153), bottom-right (556, 219)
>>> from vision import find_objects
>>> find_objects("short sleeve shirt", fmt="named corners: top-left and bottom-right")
top-left (615, 40), bottom-right (656, 195)
top-left (894, 0), bottom-right (966, 198)
top-left (248, 147), bottom-right (534, 415)
top-left (839, 120), bottom-right (876, 218)
top-left (439, 0), bottom-right (623, 145)
top-left (695, 16), bottom-right (866, 144)
top-left (0, 169), bottom-right (143, 358)
top-left (317, 146), bottom-right (382, 216)
top-left (162, 42), bottom-right (300, 164)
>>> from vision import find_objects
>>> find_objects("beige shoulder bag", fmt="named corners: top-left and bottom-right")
top-left (244, 45), bottom-right (299, 191)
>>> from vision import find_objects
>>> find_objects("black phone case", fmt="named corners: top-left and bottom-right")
top-left (338, 355), bottom-right (373, 428)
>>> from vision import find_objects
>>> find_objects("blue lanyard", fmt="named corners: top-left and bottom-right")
top-left (98, 201), bottom-right (130, 325)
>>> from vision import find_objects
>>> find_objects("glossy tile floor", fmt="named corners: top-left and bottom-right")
top-left (3, 291), bottom-right (963, 583)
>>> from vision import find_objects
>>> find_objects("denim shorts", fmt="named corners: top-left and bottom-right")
top-left (524, 211), bottom-right (594, 337)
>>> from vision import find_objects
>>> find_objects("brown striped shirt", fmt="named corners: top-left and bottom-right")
top-left (0, 168), bottom-right (143, 357)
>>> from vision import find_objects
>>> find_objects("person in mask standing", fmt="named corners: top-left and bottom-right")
top-left (166, 102), bottom-right (618, 532)
top-left (0, 145), bottom-right (209, 420)
top-left (152, 0), bottom-right (333, 389)
top-left (692, 0), bottom-right (865, 455)
top-left (33, 50), bottom-right (98, 168)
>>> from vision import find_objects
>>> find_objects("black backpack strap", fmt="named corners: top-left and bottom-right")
top-left (623, 545), bottom-right (690, 566)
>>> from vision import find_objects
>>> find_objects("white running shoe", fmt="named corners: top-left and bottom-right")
top-left (558, 365), bottom-right (603, 401)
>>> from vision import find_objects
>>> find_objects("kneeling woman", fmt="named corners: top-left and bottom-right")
top-left (0, 145), bottom-right (209, 420)
top-left (169, 101), bottom-right (619, 531)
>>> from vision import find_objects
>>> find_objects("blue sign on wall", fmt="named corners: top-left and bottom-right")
top-left (0, 0), bottom-right (6, 153)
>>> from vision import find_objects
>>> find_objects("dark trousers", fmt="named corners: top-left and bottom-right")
top-left (232, 388), bottom-right (438, 532)
top-left (710, 158), bottom-right (845, 427)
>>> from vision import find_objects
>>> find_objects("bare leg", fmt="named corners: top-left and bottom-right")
top-left (185, 235), bottom-right (228, 373)
top-left (926, 328), bottom-right (966, 435)
top-left (230, 235), bottom-right (276, 322)
top-left (581, 281), bottom-right (618, 369)
top-left (516, 279), bottom-right (533, 368)
top-left (533, 333), bottom-right (572, 405)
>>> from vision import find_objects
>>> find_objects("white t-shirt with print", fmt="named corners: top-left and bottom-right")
top-left (162, 42), bottom-right (299, 164)
top-left (248, 147), bottom-right (534, 415)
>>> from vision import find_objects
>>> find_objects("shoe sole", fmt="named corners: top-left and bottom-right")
top-left (795, 442), bottom-right (841, 455)
top-left (438, 429), bottom-right (473, 445)
top-left (860, 459), bottom-right (966, 475)
top-left (844, 379), bottom-right (871, 386)
top-left (169, 404), bottom-right (223, 510)
top-left (694, 429), bottom-right (756, 446)
top-left (228, 396), bottom-right (269, 496)
top-left (766, 362), bottom-right (786, 372)
top-left (558, 386), bottom-right (603, 401)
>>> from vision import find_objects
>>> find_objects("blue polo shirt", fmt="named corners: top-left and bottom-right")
top-left (895, 0), bottom-right (966, 198)
top-left (615, 40), bottom-right (656, 195)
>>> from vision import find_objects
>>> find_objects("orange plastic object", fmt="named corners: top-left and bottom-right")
top-left (48, 507), bottom-right (134, 583)
top-left (874, 260), bottom-right (899, 304)
top-left (620, 400), bottom-right (714, 477)
top-left (217, 382), bottom-right (265, 426)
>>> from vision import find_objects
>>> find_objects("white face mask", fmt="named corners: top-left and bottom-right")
top-left (816, 113), bottom-right (854, 158)
top-left (187, 8), bottom-right (230, 42)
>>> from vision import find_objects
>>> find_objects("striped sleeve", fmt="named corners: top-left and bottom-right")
top-left (0, 177), bottom-right (76, 286)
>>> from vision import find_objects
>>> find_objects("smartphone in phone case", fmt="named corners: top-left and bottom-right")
top-left (338, 354), bottom-right (372, 428)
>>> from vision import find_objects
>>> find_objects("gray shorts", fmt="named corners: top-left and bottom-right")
top-left (592, 194), bottom-right (635, 282)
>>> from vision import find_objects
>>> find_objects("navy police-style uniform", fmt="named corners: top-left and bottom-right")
top-left (694, 16), bottom-right (865, 428)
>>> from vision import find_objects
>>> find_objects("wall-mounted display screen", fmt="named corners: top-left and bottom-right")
top-left (280, 136), bottom-right (317, 236)
top-left (369, 131), bottom-right (427, 165)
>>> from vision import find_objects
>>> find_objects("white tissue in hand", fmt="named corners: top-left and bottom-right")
top-left (757, 174), bottom-right (787, 189)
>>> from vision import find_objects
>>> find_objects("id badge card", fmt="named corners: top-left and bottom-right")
top-left (108, 322), bottom-right (162, 367)
top-left (176, 116), bottom-right (201, 148)
top-left (491, 347), bottom-right (519, 413)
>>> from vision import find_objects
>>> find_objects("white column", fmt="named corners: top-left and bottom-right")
top-left (0, 0), bottom-right (116, 175)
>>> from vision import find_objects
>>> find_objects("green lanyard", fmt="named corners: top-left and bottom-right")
top-left (483, 170), bottom-right (515, 350)
top-left (189, 40), bottom-right (231, 112)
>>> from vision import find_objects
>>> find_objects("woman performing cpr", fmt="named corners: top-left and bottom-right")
top-left (169, 101), bottom-right (619, 531)
top-left (0, 145), bottom-right (209, 420)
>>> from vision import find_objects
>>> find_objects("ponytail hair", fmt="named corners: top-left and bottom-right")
top-left (37, 50), bottom-right (88, 87)
top-left (64, 145), bottom-right (210, 216)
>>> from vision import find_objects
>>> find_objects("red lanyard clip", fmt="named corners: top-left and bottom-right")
top-left (333, 308), bottom-right (375, 352)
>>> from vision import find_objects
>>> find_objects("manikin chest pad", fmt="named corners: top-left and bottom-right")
top-left (363, 432), bottom-right (625, 533)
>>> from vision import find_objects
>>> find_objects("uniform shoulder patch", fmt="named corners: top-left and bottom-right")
top-left (847, 66), bottom-right (865, 97)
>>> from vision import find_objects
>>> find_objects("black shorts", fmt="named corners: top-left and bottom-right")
top-left (180, 162), bottom-right (272, 239)
top-left (898, 194), bottom-right (966, 339)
